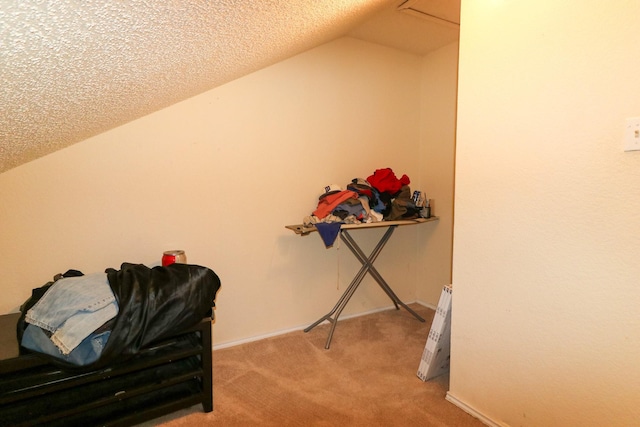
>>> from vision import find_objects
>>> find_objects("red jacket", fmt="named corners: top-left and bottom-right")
top-left (367, 168), bottom-right (410, 194)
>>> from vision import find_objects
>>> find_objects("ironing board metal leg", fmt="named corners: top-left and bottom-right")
top-left (304, 224), bottom-right (423, 349)
top-left (341, 229), bottom-right (425, 323)
top-left (340, 229), bottom-right (399, 309)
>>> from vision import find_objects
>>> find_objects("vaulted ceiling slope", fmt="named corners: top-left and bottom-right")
top-left (0, 0), bottom-right (459, 174)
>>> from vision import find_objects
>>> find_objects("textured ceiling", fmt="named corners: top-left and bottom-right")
top-left (0, 0), bottom-right (459, 174)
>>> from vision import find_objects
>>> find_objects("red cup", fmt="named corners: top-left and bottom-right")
top-left (162, 250), bottom-right (186, 266)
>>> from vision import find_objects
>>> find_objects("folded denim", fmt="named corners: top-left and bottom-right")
top-left (21, 324), bottom-right (111, 366)
top-left (25, 272), bottom-right (118, 355)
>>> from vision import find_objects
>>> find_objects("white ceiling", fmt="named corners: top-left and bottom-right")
top-left (0, 0), bottom-right (459, 173)
top-left (348, 0), bottom-right (460, 55)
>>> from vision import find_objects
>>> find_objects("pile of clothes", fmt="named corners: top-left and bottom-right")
top-left (304, 168), bottom-right (430, 247)
top-left (17, 263), bottom-right (221, 370)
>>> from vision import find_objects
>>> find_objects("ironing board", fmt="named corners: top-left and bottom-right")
top-left (285, 216), bottom-right (438, 349)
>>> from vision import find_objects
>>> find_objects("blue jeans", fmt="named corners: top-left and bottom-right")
top-left (25, 272), bottom-right (118, 355)
top-left (21, 324), bottom-right (110, 366)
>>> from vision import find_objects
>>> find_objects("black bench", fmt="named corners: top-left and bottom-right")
top-left (0, 313), bottom-right (213, 427)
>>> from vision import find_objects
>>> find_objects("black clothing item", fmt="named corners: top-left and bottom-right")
top-left (385, 185), bottom-right (421, 221)
top-left (103, 263), bottom-right (220, 362)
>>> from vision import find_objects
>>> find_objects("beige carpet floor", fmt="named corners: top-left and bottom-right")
top-left (141, 304), bottom-right (484, 427)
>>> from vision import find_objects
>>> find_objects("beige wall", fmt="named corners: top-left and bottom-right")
top-left (451, 1), bottom-right (640, 426)
top-left (0, 37), bottom-right (458, 348)
top-left (417, 42), bottom-right (458, 304)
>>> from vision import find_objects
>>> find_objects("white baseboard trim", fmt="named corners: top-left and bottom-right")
top-left (445, 392), bottom-right (502, 427)
top-left (213, 300), bottom-right (434, 351)
top-left (414, 299), bottom-right (437, 311)
top-left (213, 324), bottom-right (307, 350)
